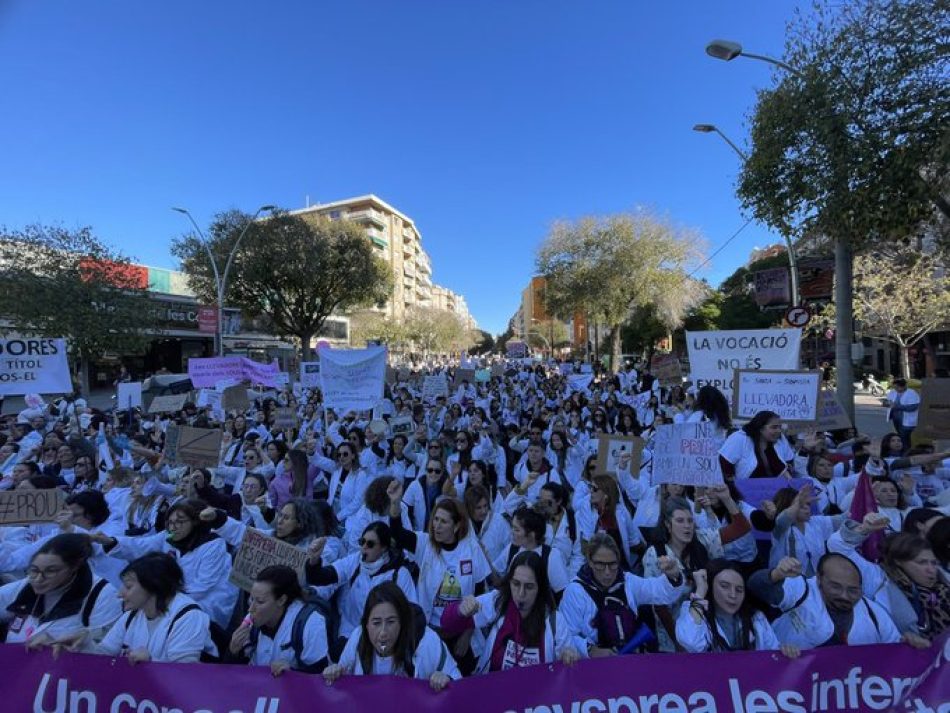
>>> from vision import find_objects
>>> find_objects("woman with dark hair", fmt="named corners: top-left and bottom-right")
top-left (575, 475), bottom-right (642, 569)
top-left (446, 429), bottom-right (475, 484)
top-left (311, 442), bottom-right (371, 522)
top-left (96, 552), bottom-right (214, 663)
top-left (0, 533), bottom-right (122, 650)
top-left (269, 449), bottom-right (313, 510)
top-left (386, 434), bottom-right (419, 487)
top-left (828, 516), bottom-right (949, 643)
top-left (683, 385), bottom-right (732, 432)
top-left (90, 498), bottom-right (236, 629)
top-left (441, 550), bottom-right (574, 672)
top-left (305, 521), bottom-right (418, 652)
top-left (344, 475), bottom-right (413, 552)
top-left (719, 410), bottom-right (796, 479)
top-left (675, 559), bottom-right (798, 656)
top-left (125, 472), bottom-right (165, 536)
top-left (464, 485), bottom-right (510, 574)
top-left (263, 440), bottom-right (288, 477)
top-left (767, 483), bottom-right (846, 576)
top-left (229, 565), bottom-right (329, 675)
top-left (560, 533), bottom-right (682, 659)
top-left (546, 429), bottom-right (587, 488)
top-left (323, 581), bottom-right (459, 689)
top-left (386, 480), bottom-right (490, 673)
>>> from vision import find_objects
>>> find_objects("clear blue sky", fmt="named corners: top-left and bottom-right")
top-left (0, 0), bottom-right (802, 335)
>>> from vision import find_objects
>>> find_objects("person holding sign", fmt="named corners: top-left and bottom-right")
top-left (229, 565), bottom-right (329, 675)
top-left (718, 410), bottom-right (796, 480)
top-left (323, 581), bottom-right (459, 690)
top-left (0, 534), bottom-right (122, 651)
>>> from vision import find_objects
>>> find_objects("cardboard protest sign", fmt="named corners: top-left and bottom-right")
top-left (815, 389), bottom-right (853, 431)
top-left (453, 369), bottom-right (476, 388)
top-left (0, 489), bottom-right (67, 525)
top-left (175, 426), bottom-right (223, 468)
top-left (422, 375), bottom-right (449, 402)
top-left (595, 435), bottom-right (644, 476)
top-left (390, 416), bottom-right (414, 436)
top-left (686, 329), bottom-right (801, 405)
top-left (649, 353), bottom-right (683, 383)
top-left (0, 337), bottom-right (72, 396)
top-left (229, 528), bottom-right (310, 592)
top-left (116, 382), bottom-right (143, 409)
top-left (732, 370), bottom-right (821, 423)
top-left (916, 379), bottom-right (950, 441)
top-left (163, 423), bottom-right (181, 464)
top-left (147, 393), bottom-right (188, 414)
top-left (274, 407), bottom-right (298, 430)
top-left (319, 346), bottom-right (387, 414)
top-left (222, 384), bottom-right (250, 413)
top-left (652, 422), bottom-right (726, 486)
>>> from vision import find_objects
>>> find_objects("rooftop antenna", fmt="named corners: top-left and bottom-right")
top-left (305, 194), bottom-right (310, 208)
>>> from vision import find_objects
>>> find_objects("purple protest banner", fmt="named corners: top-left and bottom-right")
top-left (188, 357), bottom-right (280, 388)
top-left (734, 477), bottom-right (814, 540)
top-left (6, 633), bottom-right (947, 713)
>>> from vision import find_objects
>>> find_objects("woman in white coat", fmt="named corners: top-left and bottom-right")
top-left (311, 442), bottom-right (371, 523)
top-left (95, 553), bottom-right (214, 663)
top-left (0, 534), bottom-right (122, 651)
top-left (90, 499), bottom-right (236, 630)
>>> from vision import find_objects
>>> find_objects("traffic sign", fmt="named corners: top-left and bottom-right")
top-left (785, 305), bottom-right (811, 328)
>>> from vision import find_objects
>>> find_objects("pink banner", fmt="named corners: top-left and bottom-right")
top-left (7, 633), bottom-right (948, 713)
top-left (188, 357), bottom-right (280, 388)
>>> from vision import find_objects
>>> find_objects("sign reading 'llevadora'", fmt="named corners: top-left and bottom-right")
top-left (0, 337), bottom-right (72, 396)
top-left (732, 369), bottom-right (821, 423)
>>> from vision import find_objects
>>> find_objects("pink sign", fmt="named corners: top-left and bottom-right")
top-left (188, 356), bottom-right (280, 387)
top-left (5, 633), bottom-right (947, 712)
top-left (198, 306), bottom-right (218, 334)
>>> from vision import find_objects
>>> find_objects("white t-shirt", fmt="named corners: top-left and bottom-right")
top-left (410, 535), bottom-right (491, 627)
top-left (719, 431), bottom-right (796, 479)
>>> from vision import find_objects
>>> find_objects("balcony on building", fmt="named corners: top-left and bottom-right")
top-left (348, 208), bottom-right (387, 229)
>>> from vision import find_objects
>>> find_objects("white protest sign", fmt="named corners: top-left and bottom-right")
top-left (580, 363), bottom-right (593, 374)
top-left (686, 329), bottom-right (800, 404)
top-left (318, 345), bottom-right (387, 414)
top-left (299, 362), bottom-right (321, 388)
top-left (0, 337), bottom-right (72, 396)
top-left (116, 382), bottom-right (143, 409)
top-left (652, 421), bottom-right (726, 486)
top-left (275, 371), bottom-right (290, 387)
top-left (422, 374), bottom-right (449, 402)
top-left (732, 370), bottom-right (821, 423)
top-left (567, 374), bottom-right (593, 392)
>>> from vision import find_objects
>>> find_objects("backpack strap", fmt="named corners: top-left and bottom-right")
top-left (167, 603), bottom-right (202, 638)
top-left (291, 604), bottom-right (323, 671)
top-left (566, 508), bottom-right (577, 544)
top-left (862, 598), bottom-right (881, 635)
top-left (81, 579), bottom-right (109, 628)
top-left (122, 609), bottom-right (137, 632)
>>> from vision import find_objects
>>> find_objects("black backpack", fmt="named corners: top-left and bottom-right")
top-left (248, 593), bottom-right (332, 672)
top-left (580, 579), bottom-right (639, 650)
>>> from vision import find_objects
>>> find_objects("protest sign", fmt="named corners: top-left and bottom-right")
top-left (506, 340), bottom-right (527, 358)
top-left (1, 631), bottom-right (947, 713)
top-left (737, 477), bottom-right (813, 540)
top-left (319, 345), bottom-right (387, 414)
top-left (815, 388), bottom-right (853, 431)
top-left (175, 426), bottom-right (223, 468)
top-left (559, 363), bottom-right (573, 376)
top-left (299, 361), bottom-right (321, 388)
top-left (732, 370), bottom-right (821, 423)
top-left (567, 374), bottom-right (593, 393)
top-left (0, 489), bottom-right (66, 525)
top-left (163, 423), bottom-right (181, 464)
top-left (652, 422), bottom-right (726, 486)
top-left (422, 374), bottom-right (449, 402)
top-left (390, 416), bottom-right (414, 436)
top-left (229, 528), bottom-right (310, 592)
top-left (116, 381), bottom-right (142, 410)
top-left (0, 337), bottom-right (71, 396)
top-left (474, 368), bottom-right (491, 383)
top-left (188, 356), bottom-right (280, 388)
top-left (630, 390), bottom-right (652, 409)
top-left (273, 407), bottom-right (297, 430)
top-left (146, 393), bottom-right (188, 414)
top-left (275, 371), bottom-right (290, 387)
top-left (686, 328), bottom-right (801, 404)
top-left (580, 363), bottom-right (593, 374)
top-left (453, 368), bottom-right (475, 388)
top-left (649, 352), bottom-right (683, 383)
top-left (491, 363), bottom-right (505, 378)
top-left (595, 435), bottom-right (643, 476)
top-left (196, 388), bottom-right (223, 418)
top-left (916, 378), bottom-right (950, 441)
top-left (385, 366), bottom-right (396, 385)
top-left (221, 383), bottom-right (250, 413)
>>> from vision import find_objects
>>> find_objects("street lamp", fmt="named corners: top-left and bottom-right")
top-left (692, 123), bottom-right (801, 306)
top-left (172, 205), bottom-right (275, 356)
top-left (704, 37), bottom-right (856, 422)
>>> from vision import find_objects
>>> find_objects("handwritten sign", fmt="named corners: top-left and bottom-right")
top-left (652, 422), bottom-right (726, 486)
top-left (116, 382), bottom-right (143, 409)
top-left (422, 375), bottom-right (449, 402)
top-left (147, 393), bottom-right (188, 414)
top-left (228, 528), bottom-right (310, 592)
top-left (650, 353), bottom-right (682, 383)
top-left (274, 407), bottom-right (298, 430)
top-left (595, 435), bottom-right (643, 476)
top-left (732, 370), bottom-right (821, 423)
top-left (299, 362), bottom-right (321, 388)
top-left (188, 356), bottom-right (280, 388)
top-left (815, 389), bottom-right (853, 431)
top-left (390, 416), bottom-right (414, 436)
top-left (221, 384), bottom-right (250, 413)
top-left (175, 426), bottom-right (223, 468)
top-left (0, 336), bottom-right (72, 396)
top-left (917, 379), bottom-right (950, 441)
top-left (0, 489), bottom-right (67, 525)
top-left (319, 346), bottom-right (387, 414)
top-left (453, 369), bottom-right (475, 388)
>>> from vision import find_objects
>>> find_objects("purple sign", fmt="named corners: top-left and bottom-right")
top-left (6, 632), bottom-right (947, 713)
top-left (188, 356), bottom-right (280, 388)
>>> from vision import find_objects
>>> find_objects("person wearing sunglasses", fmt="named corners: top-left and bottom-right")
top-left (311, 443), bottom-right (371, 523)
top-left (403, 458), bottom-right (452, 531)
top-left (305, 521), bottom-right (418, 659)
top-left (344, 476), bottom-right (413, 553)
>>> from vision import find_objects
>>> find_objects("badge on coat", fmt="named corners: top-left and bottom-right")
top-left (460, 559), bottom-right (473, 576)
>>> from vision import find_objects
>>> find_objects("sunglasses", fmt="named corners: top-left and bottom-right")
top-left (427, 467), bottom-right (443, 474)
top-left (358, 537), bottom-right (380, 548)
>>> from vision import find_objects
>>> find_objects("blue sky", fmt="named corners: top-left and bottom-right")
top-left (0, 0), bottom-right (802, 335)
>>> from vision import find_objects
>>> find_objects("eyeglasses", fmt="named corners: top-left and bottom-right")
top-left (427, 467), bottom-right (443, 474)
top-left (590, 560), bottom-right (619, 571)
top-left (455, 439), bottom-right (468, 444)
top-left (359, 538), bottom-right (380, 548)
top-left (167, 517), bottom-right (191, 528)
top-left (27, 565), bottom-right (66, 580)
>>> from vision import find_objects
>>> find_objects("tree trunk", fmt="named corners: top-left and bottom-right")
top-left (77, 353), bottom-right (91, 398)
top-left (300, 332), bottom-right (314, 361)
top-left (897, 339), bottom-right (911, 380)
top-left (833, 237), bottom-right (855, 423)
top-left (610, 323), bottom-right (622, 374)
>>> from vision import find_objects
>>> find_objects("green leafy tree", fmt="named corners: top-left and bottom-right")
top-left (349, 310), bottom-right (409, 352)
top-left (537, 212), bottom-right (704, 370)
top-left (172, 211), bottom-right (392, 360)
top-left (404, 306), bottom-right (468, 357)
top-left (0, 225), bottom-right (157, 395)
